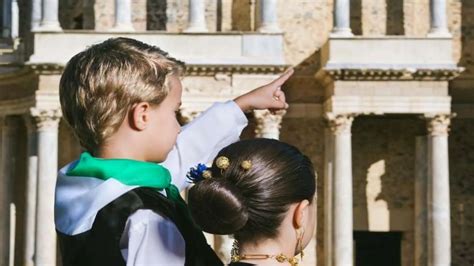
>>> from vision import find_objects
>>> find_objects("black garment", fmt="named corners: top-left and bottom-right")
top-left (228, 262), bottom-right (256, 266)
top-left (58, 187), bottom-right (222, 266)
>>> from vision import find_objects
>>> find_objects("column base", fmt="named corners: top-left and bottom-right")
top-left (427, 28), bottom-right (452, 38)
top-left (35, 22), bottom-right (62, 32)
top-left (183, 26), bottom-right (209, 33)
top-left (330, 28), bottom-right (354, 37)
top-left (109, 24), bottom-right (136, 32)
top-left (257, 25), bottom-right (282, 33)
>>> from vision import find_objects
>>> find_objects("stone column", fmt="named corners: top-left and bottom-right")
top-left (323, 128), bottom-right (334, 266)
top-left (428, 0), bottom-right (451, 37)
top-left (2, 0), bottom-right (12, 37)
top-left (257, 0), bottom-right (281, 33)
top-left (31, 108), bottom-right (61, 266)
top-left (414, 136), bottom-right (428, 266)
top-left (10, 0), bottom-right (18, 39)
top-left (31, 0), bottom-right (42, 30)
top-left (185, 0), bottom-right (208, 32)
top-left (0, 116), bottom-right (19, 266)
top-left (327, 114), bottom-right (355, 266)
top-left (9, 203), bottom-right (15, 266)
top-left (22, 116), bottom-right (38, 266)
top-left (37, 0), bottom-right (62, 31)
top-left (112, 0), bottom-right (135, 31)
top-left (426, 114), bottom-right (452, 266)
top-left (332, 0), bottom-right (353, 36)
top-left (254, 110), bottom-right (285, 139)
top-left (0, 116), bottom-right (8, 266)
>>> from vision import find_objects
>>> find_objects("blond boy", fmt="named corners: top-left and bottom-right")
top-left (55, 37), bottom-right (292, 266)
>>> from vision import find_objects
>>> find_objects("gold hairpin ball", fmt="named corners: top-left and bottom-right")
top-left (240, 160), bottom-right (252, 170)
top-left (202, 170), bottom-right (212, 179)
top-left (216, 156), bottom-right (230, 170)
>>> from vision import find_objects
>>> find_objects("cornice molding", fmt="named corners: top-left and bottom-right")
top-left (185, 64), bottom-right (288, 76)
top-left (324, 68), bottom-right (463, 81)
top-left (7, 63), bottom-right (289, 77)
top-left (26, 63), bottom-right (63, 75)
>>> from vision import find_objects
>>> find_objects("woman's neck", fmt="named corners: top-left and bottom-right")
top-left (238, 238), bottom-right (296, 265)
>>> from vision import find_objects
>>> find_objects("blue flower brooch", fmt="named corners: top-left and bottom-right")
top-left (186, 163), bottom-right (212, 183)
top-left (186, 156), bottom-right (252, 184)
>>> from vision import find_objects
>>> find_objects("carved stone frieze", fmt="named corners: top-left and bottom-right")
top-left (325, 68), bottom-right (463, 81)
top-left (186, 64), bottom-right (287, 76)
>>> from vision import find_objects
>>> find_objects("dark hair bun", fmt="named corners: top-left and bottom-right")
top-left (188, 178), bottom-right (248, 235)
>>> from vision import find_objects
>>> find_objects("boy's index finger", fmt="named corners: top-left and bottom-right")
top-left (271, 68), bottom-right (294, 87)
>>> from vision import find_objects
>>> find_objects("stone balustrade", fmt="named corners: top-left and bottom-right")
top-left (332, 0), bottom-right (451, 37)
top-left (0, 0), bottom-right (452, 37)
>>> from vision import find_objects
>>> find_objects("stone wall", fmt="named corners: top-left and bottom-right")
top-left (352, 116), bottom-right (424, 266)
top-left (449, 118), bottom-right (474, 265)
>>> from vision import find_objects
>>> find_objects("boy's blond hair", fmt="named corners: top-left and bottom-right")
top-left (60, 37), bottom-right (185, 153)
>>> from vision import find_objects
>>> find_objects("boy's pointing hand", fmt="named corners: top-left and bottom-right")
top-left (234, 68), bottom-right (294, 113)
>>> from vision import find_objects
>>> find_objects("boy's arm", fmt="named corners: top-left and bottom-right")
top-left (161, 100), bottom-right (247, 191)
top-left (161, 68), bottom-right (293, 191)
top-left (120, 209), bottom-right (185, 265)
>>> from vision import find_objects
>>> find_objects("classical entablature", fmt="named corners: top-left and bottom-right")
top-left (315, 37), bottom-right (463, 116)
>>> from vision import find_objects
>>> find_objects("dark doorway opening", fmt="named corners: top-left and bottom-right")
top-left (354, 231), bottom-right (402, 266)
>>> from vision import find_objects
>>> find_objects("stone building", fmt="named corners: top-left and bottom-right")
top-left (0, 0), bottom-right (472, 265)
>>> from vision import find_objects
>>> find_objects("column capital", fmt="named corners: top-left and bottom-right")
top-left (178, 108), bottom-right (201, 124)
top-left (325, 113), bottom-right (356, 135)
top-left (30, 108), bottom-right (61, 130)
top-left (425, 113), bottom-right (455, 137)
top-left (254, 109), bottom-right (285, 139)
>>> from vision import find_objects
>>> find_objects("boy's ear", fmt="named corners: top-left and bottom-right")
top-left (293, 199), bottom-right (310, 229)
top-left (130, 102), bottom-right (150, 131)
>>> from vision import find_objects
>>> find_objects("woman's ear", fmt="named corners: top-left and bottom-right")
top-left (130, 102), bottom-right (150, 131)
top-left (293, 199), bottom-right (310, 229)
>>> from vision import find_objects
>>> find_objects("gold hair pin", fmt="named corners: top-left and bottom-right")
top-left (240, 160), bottom-right (252, 170)
top-left (202, 170), bottom-right (212, 179)
top-left (216, 156), bottom-right (230, 170)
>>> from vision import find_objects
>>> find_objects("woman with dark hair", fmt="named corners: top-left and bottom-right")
top-left (188, 138), bottom-right (316, 266)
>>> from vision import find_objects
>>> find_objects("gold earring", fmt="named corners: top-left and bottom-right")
top-left (296, 228), bottom-right (305, 261)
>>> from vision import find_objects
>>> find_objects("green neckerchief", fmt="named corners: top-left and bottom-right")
top-left (66, 152), bottom-right (181, 202)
